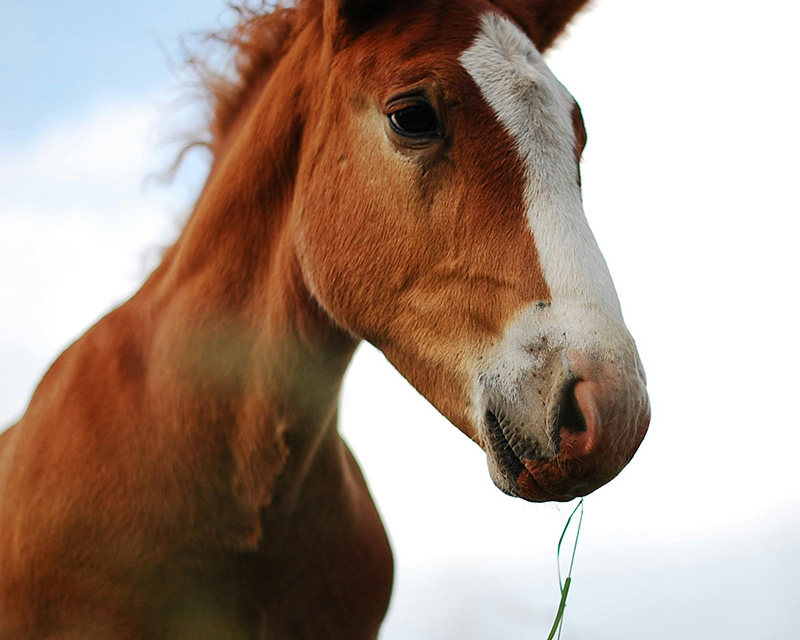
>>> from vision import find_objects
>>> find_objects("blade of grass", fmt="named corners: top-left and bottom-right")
top-left (546, 498), bottom-right (584, 640)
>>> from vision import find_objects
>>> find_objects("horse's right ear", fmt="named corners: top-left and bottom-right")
top-left (495, 0), bottom-right (592, 51)
top-left (322, 0), bottom-right (386, 49)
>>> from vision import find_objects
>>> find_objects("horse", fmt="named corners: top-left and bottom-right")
top-left (0, 0), bottom-right (650, 637)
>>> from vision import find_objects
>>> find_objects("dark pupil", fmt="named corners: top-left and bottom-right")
top-left (392, 105), bottom-right (437, 135)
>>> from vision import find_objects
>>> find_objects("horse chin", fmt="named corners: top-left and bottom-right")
top-left (516, 459), bottom-right (601, 503)
top-left (486, 451), bottom-right (578, 503)
top-left (517, 468), bottom-right (578, 503)
top-left (487, 453), bottom-right (604, 503)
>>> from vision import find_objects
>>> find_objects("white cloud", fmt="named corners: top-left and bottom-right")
top-left (0, 96), bottom-right (194, 424)
top-left (0, 101), bottom-right (158, 186)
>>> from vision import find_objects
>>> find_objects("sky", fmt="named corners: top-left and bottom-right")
top-left (1, 1), bottom-right (799, 638)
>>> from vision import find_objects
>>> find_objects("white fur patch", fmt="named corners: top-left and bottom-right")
top-left (460, 13), bottom-right (640, 416)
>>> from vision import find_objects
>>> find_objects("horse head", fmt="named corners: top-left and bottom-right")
top-left (283, 0), bottom-right (650, 502)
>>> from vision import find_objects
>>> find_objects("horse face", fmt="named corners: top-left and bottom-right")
top-left (294, 5), bottom-right (649, 501)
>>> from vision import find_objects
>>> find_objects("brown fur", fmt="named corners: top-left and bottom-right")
top-left (194, 0), bottom-right (590, 160)
top-left (0, 1), bottom-right (600, 637)
top-left (493, 0), bottom-right (592, 50)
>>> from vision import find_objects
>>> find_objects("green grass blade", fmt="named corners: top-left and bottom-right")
top-left (546, 499), bottom-right (584, 639)
top-left (546, 577), bottom-right (571, 640)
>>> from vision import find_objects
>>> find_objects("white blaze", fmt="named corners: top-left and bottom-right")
top-left (460, 12), bottom-right (633, 362)
top-left (458, 12), bottom-right (647, 441)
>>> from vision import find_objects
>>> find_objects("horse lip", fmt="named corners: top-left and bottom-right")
top-left (516, 467), bottom-right (576, 502)
top-left (483, 392), bottom-right (586, 502)
top-left (483, 405), bottom-right (526, 481)
top-left (484, 412), bottom-right (586, 502)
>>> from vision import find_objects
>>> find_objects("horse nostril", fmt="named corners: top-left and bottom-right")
top-left (557, 380), bottom-right (601, 458)
top-left (557, 381), bottom-right (587, 435)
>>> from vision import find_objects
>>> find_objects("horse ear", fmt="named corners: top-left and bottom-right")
top-left (496, 0), bottom-right (592, 51)
top-left (322, 0), bottom-right (385, 49)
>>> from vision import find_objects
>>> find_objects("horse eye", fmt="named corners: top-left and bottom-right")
top-left (388, 104), bottom-right (441, 138)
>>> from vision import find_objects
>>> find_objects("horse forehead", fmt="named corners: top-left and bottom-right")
top-left (459, 12), bottom-right (576, 140)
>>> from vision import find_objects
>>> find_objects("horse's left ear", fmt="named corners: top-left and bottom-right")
top-left (496, 0), bottom-right (592, 51)
top-left (322, 0), bottom-right (386, 49)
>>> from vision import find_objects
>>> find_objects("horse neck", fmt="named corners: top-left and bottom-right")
top-left (135, 26), bottom-right (357, 515)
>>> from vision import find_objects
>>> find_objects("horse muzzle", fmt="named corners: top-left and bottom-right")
top-left (480, 347), bottom-right (650, 502)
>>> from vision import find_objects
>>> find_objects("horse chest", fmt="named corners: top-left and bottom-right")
top-left (252, 438), bottom-right (394, 639)
top-left (152, 436), bottom-right (393, 639)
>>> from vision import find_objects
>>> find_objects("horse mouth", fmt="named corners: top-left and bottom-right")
top-left (484, 405), bottom-right (579, 503)
top-left (484, 407), bottom-right (526, 484)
